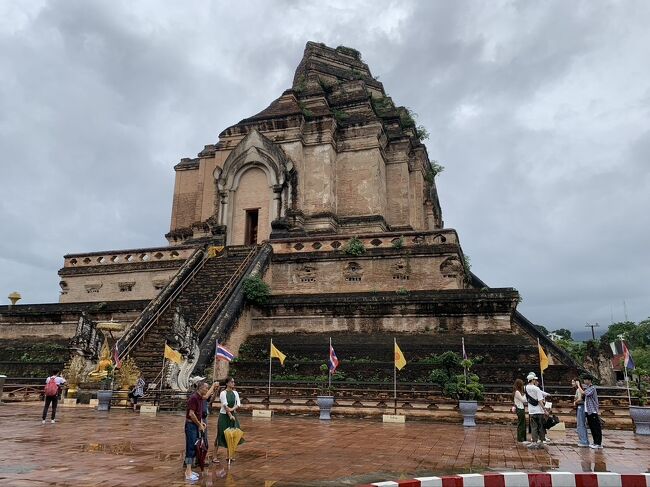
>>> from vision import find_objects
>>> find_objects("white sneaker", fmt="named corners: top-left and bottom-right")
top-left (51, 419), bottom-right (56, 424)
top-left (589, 444), bottom-right (598, 449)
top-left (41, 420), bottom-right (46, 424)
top-left (577, 443), bottom-right (589, 447)
top-left (542, 439), bottom-right (552, 444)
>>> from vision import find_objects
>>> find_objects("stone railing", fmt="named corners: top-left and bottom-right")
top-left (63, 245), bottom-right (196, 268)
top-left (269, 229), bottom-right (459, 254)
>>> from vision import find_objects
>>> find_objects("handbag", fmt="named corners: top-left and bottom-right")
top-left (544, 414), bottom-right (560, 430)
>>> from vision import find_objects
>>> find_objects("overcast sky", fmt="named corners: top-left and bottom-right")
top-left (1, 0), bottom-right (648, 335)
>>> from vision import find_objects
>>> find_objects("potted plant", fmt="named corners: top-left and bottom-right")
top-left (629, 367), bottom-right (650, 435)
top-left (428, 351), bottom-right (484, 427)
top-left (96, 364), bottom-right (115, 411)
top-left (316, 364), bottom-right (335, 420)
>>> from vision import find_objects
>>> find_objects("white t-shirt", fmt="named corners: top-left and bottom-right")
top-left (514, 390), bottom-right (527, 410)
top-left (45, 376), bottom-right (66, 386)
top-left (219, 389), bottom-right (241, 414)
top-left (525, 383), bottom-right (546, 415)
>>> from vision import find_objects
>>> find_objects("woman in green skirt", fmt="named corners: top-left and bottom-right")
top-left (214, 377), bottom-right (244, 461)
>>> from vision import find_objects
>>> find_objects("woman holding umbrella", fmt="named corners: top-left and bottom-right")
top-left (214, 377), bottom-right (244, 462)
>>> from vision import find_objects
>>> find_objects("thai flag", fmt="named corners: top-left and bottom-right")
top-left (328, 344), bottom-right (339, 374)
top-left (215, 341), bottom-right (234, 362)
top-left (623, 342), bottom-right (635, 370)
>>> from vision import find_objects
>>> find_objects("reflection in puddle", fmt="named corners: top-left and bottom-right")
top-left (79, 442), bottom-right (135, 455)
top-left (581, 459), bottom-right (608, 472)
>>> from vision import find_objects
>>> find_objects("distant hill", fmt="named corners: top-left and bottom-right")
top-left (571, 329), bottom-right (604, 342)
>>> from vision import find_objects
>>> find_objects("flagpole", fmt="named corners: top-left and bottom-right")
top-left (624, 365), bottom-right (631, 407)
top-left (213, 340), bottom-right (218, 383)
top-left (328, 337), bottom-right (332, 390)
top-left (537, 338), bottom-right (545, 391)
top-left (394, 337), bottom-right (397, 415)
top-left (268, 339), bottom-right (273, 400)
top-left (462, 337), bottom-right (467, 386)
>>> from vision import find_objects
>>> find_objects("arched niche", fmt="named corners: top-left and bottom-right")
top-left (216, 129), bottom-right (295, 245)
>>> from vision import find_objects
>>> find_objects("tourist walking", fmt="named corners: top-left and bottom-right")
top-left (128, 373), bottom-right (146, 411)
top-left (581, 375), bottom-right (603, 449)
top-left (184, 381), bottom-right (209, 481)
top-left (525, 372), bottom-right (549, 449)
top-left (513, 379), bottom-right (527, 443)
top-left (214, 377), bottom-right (244, 461)
top-left (572, 378), bottom-right (589, 447)
top-left (42, 370), bottom-right (66, 424)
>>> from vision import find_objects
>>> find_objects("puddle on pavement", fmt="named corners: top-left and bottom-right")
top-left (78, 441), bottom-right (135, 455)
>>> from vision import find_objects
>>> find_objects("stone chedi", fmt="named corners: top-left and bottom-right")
top-left (2, 42), bottom-right (579, 389)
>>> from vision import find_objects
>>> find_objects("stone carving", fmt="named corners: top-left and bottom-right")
top-left (392, 258), bottom-right (411, 281)
top-left (343, 262), bottom-right (363, 282)
top-left (440, 257), bottom-right (463, 278)
top-left (296, 265), bottom-right (317, 283)
top-left (168, 342), bottom-right (201, 392)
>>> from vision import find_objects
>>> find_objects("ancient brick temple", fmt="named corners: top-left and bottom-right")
top-left (1, 42), bottom-right (579, 389)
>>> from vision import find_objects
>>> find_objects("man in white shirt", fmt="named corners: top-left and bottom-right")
top-left (525, 372), bottom-right (550, 448)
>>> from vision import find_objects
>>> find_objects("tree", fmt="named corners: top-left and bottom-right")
top-left (632, 347), bottom-right (650, 372)
top-left (554, 339), bottom-right (587, 363)
top-left (628, 318), bottom-right (650, 349)
top-left (600, 321), bottom-right (637, 345)
top-left (552, 328), bottom-right (572, 340)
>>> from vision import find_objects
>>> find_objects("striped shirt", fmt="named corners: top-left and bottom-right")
top-left (584, 385), bottom-right (599, 414)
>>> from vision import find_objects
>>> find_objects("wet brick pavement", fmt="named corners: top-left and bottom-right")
top-left (0, 403), bottom-right (649, 486)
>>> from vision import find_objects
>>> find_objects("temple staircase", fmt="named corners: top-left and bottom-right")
top-left (118, 244), bottom-right (271, 382)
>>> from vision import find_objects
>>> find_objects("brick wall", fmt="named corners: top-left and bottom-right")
top-left (269, 253), bottom-right (464, 294)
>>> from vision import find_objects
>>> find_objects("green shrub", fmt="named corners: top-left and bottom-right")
top-left (343, 237), bottom-right (366, 256)
top-left (391, 236), bottom-right (405, 249)
top-left (242, 275), bottom-right (271, 305)
top-left (332, 109), bottom-right (350, 123)
top-left (427, 352), bottom-right (484, 401)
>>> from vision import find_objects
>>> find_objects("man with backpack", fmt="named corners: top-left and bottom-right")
top-left (42, 370), bottom-right (66, 424)
top-left (525, 372), bottom-right (550, 448)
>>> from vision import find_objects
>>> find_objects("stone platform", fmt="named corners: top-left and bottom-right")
top-left (0, 403), bottom-right (649, 486)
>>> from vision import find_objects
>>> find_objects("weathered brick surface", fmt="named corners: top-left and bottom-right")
top-left (269, 250), bottom-right (464, 294)
top-left (167, 42), bottom-right (441, 245)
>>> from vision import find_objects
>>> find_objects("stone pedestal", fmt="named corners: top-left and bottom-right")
top-left (382, 414), bottom-right (406, 423)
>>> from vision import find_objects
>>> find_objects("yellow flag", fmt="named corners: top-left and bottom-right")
top-left (538, 344), bottom-right (549, 373)
top-left (164, 344), bottom-right (182, 365)
top-left (270, 342), bottom-right (286, 366)
top-left (394, 341), bottom-right (407, 370)
top-left (207, 246), bottom-right (224, 258)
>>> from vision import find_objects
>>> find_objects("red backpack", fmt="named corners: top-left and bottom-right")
top-left (44, 377), bottom-right (59, 397)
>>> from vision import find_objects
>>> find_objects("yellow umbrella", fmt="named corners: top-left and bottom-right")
top-left (223, 426), bottom-right (244, 464)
